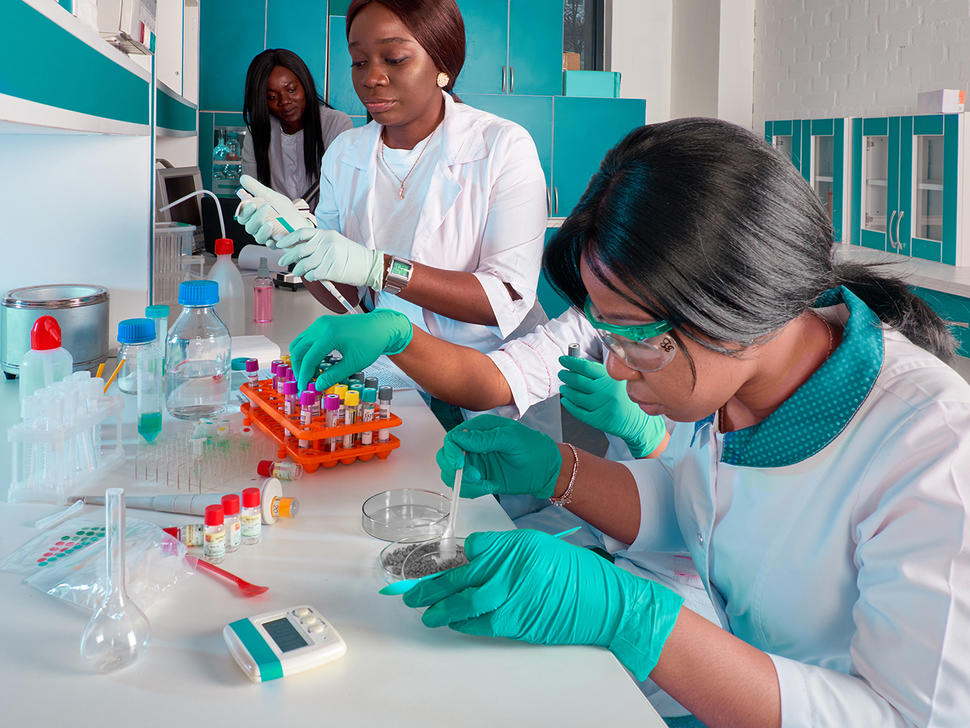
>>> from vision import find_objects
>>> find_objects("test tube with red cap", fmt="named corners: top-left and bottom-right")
top-left (257, 460), bottom-right (303, 481)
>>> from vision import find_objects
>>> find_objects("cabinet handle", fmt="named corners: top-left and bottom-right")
top-left (888, 209), bottom-right (898, 249)
top-left (895, 209), bottom-right (904, 251)
top-left (509, 66), bottom-right (514, 94)
top-left (546, 187), bottom-right (552, 216)
top-left (554, 187), bottom-right (559, 215)
top-left (501, 65), bottom-right (506, 93)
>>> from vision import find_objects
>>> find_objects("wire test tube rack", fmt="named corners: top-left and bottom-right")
top-left (240, 379), bottom-right (402, 473)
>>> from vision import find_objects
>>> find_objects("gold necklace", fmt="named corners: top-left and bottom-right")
top-left (379, 128), bottom-right (435, 199)
top-left (718, 311), bottom-right (835, 433)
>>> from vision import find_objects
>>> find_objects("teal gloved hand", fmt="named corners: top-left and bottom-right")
top-left (276, 228), bottom-right (385, 290)
top-left (289, 309), bottom-right (413, 391)
top-left (435, 414), bottom-right (562, 499)
top-left (234, 175), bottom-right (316, 248)
top-left (558, 356), bottom-right (666, 458)
top-left (403, 529), bottom-right (684, 680)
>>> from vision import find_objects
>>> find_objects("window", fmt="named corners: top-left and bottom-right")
top-left (563, 0), bottom-right (605, 71)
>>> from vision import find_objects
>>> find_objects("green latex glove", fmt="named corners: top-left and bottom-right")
top-left (276, 227), bottom-right (385, 290)
top-left (403, 529), bottom-right (684, 680)
top-left (289, 309), bottom-right (413, 391)
top-left (435, 414), bottom-right (562, 499)
top-left (558, 356), bottom-right (666, 458)
top-left (234, 175), bottom-right (316, 248)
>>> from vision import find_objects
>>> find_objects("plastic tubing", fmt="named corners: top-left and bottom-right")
top-left (160, 189), bottom-right (225, 239)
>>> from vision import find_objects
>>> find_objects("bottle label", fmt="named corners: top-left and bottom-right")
top-left (204, 528), bottom-right (226, 559)
top-left (241, 511), bottom-right (261, 538)
top-left (227, 519), bottom-right (241, 549)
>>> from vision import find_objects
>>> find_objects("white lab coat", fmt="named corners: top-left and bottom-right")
top-left (625, 288), bottom-right (970, 726)
top-left (313, 91), bottom-right (549, 352)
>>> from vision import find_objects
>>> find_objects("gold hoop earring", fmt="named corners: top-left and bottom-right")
top-left (436, 72), bottom-right (450, 88)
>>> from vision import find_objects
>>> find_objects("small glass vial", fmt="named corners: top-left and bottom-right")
top-left (256, 459), bottom-right (303, 481)
top-left (203, 504), bottom-right (226, 563)
top-left (377, 385), bottom-right (393, 443)
top-left (241, 487), bottom-right (262, 545)
top-left (117, 318), bottom-right (157, 395)
top-left (221, 494), bottom-right (241, 553)
top-left (244, 357), bottom-right (259, 385)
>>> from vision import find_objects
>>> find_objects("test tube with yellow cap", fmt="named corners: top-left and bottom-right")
top-left (342, 390), bottom-right (360, 449)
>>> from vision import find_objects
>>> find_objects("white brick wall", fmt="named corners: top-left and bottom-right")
top-left (753, 0), bottom-right (970, 128)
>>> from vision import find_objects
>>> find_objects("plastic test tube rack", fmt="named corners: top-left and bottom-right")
top-left (239, 379), bottom-right (402, 473)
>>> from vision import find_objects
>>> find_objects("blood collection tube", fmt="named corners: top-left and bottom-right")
top-left (257, 459), bottom-right (304, 481)
top-left (343, 390), bottom-right (359, 449)
top-left (283, 380), bottom-right (298, 437)
top-left (307, 381), bottom-right (321, 417)
top-left (324, 393), bottom-right (340, 451)
top-left (240, 487), bottom-right (262, 545)
top-left (567, 343), bottom-right (581, 358)
top-left (360, 387), bottom-right (377, 446)
top-left (221, 494), bottom-right (241, 553)
top-left (276, 365), bottom-right (289, 394)
top-left (348, 372), bottom-right (364, 385)
top-left (377, 385), bottom-right (393, 442)
top-left (299, 390), bottom-right (314, 449)
top-left (203, 504), bottom-right (226, 563)
top-left (364, 376), bottom-right (379, 391)
top-left (245, 358), bottom-right (259, 385)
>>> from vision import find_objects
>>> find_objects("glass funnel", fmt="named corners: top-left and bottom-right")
top-left (80, 488), bottom-right (151, 672)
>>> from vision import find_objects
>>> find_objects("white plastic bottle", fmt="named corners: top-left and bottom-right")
top-left (208, 237), bottom-right (245, 336)
top-left (19, 315), bottom-right (74, 401)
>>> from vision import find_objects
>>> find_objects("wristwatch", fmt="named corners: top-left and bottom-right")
top-left (383, 256), bottom-right (414, 295)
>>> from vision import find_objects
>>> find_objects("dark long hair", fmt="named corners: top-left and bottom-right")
top-left (545, 117), bottom-right (955, 373)
top-left (346, 0), bottom-right (465, 97)
top-left (242, 49), bottom-right (329, 190)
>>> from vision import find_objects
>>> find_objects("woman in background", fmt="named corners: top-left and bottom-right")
top-left (241, 48), bottom-right (352, 210)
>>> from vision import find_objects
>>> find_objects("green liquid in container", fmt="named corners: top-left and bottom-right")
top-left (138, 412), bottom-right (163, 442)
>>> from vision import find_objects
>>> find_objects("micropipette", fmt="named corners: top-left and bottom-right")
top-left (235, 188), bottom-right (361, 314)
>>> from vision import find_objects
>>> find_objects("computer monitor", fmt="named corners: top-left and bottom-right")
top-left (155, 165), bottom-right (206, 253)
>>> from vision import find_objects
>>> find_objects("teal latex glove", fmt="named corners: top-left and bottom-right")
top-left (289, 309), bottom-right (413, 391)
top-left (435, 414), bottom-right (562, 499)
top-left (558, 356), bottom-right (666, 458)
top-left (276, 227), bottom-right (385, 290)
top-left (234, 175), bottom-right (316, 248)
top-left (403, 529), bottom-right (684, 680)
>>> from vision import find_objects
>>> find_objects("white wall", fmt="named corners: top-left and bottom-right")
top-left (606, 0), bottom-right (671, 123)
top-left (670, 0), bottom-right (719, 118)
top-left (716, 0), bottom-right (755, 128)
top-left (0, 134), bottom-right (152, 347)
top-left (753, 0), bottom-right (970, 129)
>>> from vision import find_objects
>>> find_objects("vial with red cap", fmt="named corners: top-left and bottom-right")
top-left (221, 494), bottom-right (241, 552)
top-left (240, 487), bottom-right (262, 545)
top-left (203, 504), bottom-right (226, 563)
top-left (208, 237), bottom-right (244, 336)
top-left (19, 315), bottom-right (74, 401)
top-left (257, 459), bottom-right (303, 481)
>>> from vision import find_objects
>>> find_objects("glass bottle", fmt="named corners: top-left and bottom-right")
top-left (221, 494), bottom-right (241, 553)
top-left (256, 459), bottom-right (303, 481)
top-left (165, 280), bottom-right (231, 420)
top-left (117, 318), bottom-right (156, 395)
top-left (204, 504), bottom-right (226, 563)
top-left (241, 487), bottom-right (262, 545)
top-left (80, 488), bottom-right (151, 673)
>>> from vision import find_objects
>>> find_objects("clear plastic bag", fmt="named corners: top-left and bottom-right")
top-left (0, 517), bottom-right (195, 612)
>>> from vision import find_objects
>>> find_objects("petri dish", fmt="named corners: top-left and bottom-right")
top-left (379, 537), bottom-right (435, 583)
top-left (400, 537), bottom-right (468, 580)
top-left (361, 489), bottom-right (450, 542)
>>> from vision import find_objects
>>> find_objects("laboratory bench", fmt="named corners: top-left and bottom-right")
top-left (0, 281), bottom-right (662, 727)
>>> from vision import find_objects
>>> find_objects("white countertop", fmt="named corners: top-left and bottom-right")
top-left (0, 280), bottom-right (662, 727)
top-left (835, 242), bottom-right (970, 298)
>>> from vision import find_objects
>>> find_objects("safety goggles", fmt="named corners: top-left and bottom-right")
top-left (583, 298), bottom-right (677, 372)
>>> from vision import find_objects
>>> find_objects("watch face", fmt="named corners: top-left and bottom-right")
top-left (390, 260), bottom-right (411, 276)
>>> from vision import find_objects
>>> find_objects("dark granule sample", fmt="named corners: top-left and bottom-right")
top-left (401, 542), bottom-right (467, 579)
top-left (382, 542), bottom-right (423, 578)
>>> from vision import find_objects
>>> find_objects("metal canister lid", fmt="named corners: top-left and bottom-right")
top-left (2, 284), bottom-right (109, 309)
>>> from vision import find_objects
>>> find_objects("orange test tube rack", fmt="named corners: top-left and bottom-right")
top-left (240, 379), bottom-right (402, 473)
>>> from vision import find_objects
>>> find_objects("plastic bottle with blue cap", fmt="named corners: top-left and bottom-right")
top-left (117, 318), bottom-right (157, 395)
top-left (165, 280), bottom-right (231, 419)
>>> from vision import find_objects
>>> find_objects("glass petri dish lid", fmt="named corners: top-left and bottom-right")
top-left (361, 488), bottom-right (450, 542)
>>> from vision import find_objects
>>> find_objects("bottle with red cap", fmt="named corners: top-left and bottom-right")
top-left (207, 237), bottom-right (245, 336)
top-left (221, 494), bottom-right (242, 552)
top-left (203, 504), bottom-right (226, 563)
top-left (257, 459), bottom-right (303, 481)
top-left (240, 487), bottom-right (262, 545)
top-left (19, 315), bottom-right (74, 401)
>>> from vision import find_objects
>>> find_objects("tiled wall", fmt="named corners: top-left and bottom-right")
top-left (753, 0), bottom-right (970, 128)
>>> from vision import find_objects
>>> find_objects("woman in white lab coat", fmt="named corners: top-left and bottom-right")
top-left (402, 118), bottom-right (970, 727)
top-left (241, 48), bottom-right (353, 210)
top-left (238, 0), bottom-right (550, 433)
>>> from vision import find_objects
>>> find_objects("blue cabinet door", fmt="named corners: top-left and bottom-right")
top-left (461, 93), bottom-right (553, 193)
top-left (906, 114), bottom-right (960, 264)
top-left (507, 0), bottom-right (563, 96)
top-left (851, 116), bottom-right (894, 251)
top-left (454, 0), bottom-right (508, 95)
top-left (551, 97), bottom-right (646, 218)
top-left (199, 0), bottom-right (265, 111)
top-left (266, 0), bottom-right (328, 93)
top-left (327, 17), bottom-right (366, 116)
top-left (538, 226), bottom-right (571, 318)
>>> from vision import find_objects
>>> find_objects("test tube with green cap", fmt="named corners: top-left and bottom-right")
top-left (359, 387), bottom-right (377, 446)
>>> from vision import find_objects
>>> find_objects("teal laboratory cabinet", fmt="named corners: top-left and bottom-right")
top-left (454, 0), bottom-right (564, 97)
top-left (765, 118), bottom-right (850, 243)
top-left (850, 114), bottom-right (968, 266)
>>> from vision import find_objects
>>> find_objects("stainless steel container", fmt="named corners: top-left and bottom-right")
top-left (1, 285), bottom-right (109, 378)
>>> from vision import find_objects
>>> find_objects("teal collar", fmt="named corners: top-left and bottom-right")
top-left (720, 286), bottom-right (884, 467)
